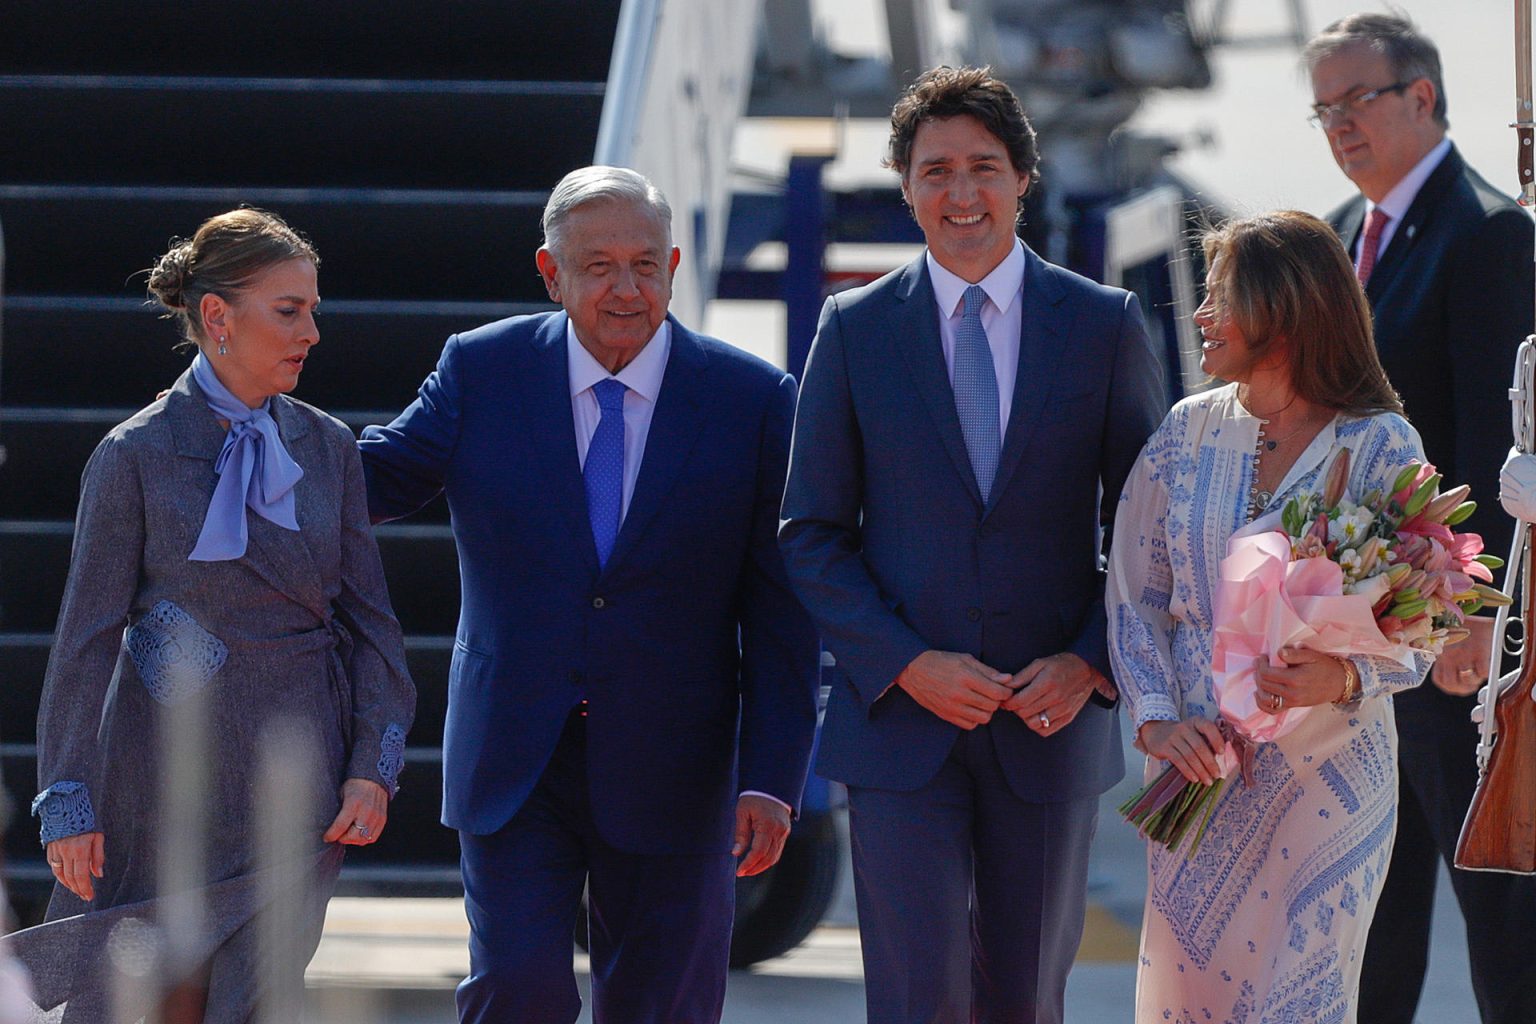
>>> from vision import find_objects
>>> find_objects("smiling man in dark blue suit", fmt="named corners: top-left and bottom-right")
top-left (780, 68), bottom-right (1164, 1023)
top-left (359, 166), bottom-right (818, 1024)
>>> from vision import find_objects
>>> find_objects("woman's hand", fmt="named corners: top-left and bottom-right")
top-left (323, 778), bottom-right (389, 846)
top-left (47, 832), bottom-right (105, 901)
top-left (1138, 718), bottom-right (1226, 785)
top-left (1253, 646), bottom-right (1349, 710)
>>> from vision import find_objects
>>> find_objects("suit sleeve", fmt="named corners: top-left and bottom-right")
top-left (357, 333), bottom-right (467, 523)
top-left (735, 373), bottom-right (821, 814)
top-left (333, 432), bottom-right (418, 795)
top-left (1070, 292), bottom-right (1166, 683)
top-left (779, 297), bottom-right (932, 706)
top-left (1445, 205), bottom-right (1534, 565)
top-left (34, 435), bottom-right (145, 843)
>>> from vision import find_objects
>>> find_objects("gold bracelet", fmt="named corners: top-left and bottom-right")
top-left (1333, 656), bottom-right (1361, 705)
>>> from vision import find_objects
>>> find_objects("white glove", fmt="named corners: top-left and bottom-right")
top-left (1499, 448), bottom-right (1536, 523)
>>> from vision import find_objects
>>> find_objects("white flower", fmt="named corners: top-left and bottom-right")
top-left (1345, 573), bottom-right (1391, 605)
top-left (1328, 506), bottom-right (1375, 546)
top-left (1338, 548), bottom-right (1362, 578)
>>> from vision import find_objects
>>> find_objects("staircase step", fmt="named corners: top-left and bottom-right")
top-left (0, 0), bottom-right (621, 82)
top-left (1, 755), bottom-right (460, 887)
top-left (2, 297), bottom-right (552, 410)
top-left (0, 186), bottom-right (549, 302)
top-left (0, 77), bottom-right (603, 191)
top-left (0, 520), bottom-right (460, 635)
top-left (0, 414), bottom-right (442, 524)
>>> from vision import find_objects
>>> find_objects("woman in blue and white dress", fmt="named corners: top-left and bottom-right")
top-left (1107, 211), bottom-right (1433, 1023)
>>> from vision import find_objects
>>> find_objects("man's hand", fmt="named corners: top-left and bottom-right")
top-left (895, 650), bottom-right (1014, 729)
top-left (1431, 615), bottom-right (1494, 696)
top-left (732, 794), bottom-right (791, 877)
top-left (1002, 652), bottom-right (1100, 736)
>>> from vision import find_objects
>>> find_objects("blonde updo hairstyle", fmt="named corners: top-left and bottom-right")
top-left (146, 208), bottom-right (318, 350)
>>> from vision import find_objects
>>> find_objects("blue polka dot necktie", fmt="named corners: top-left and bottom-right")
top-left (954, 284), bottom-right (1001, 502)
top-left (585, 378), bottom-right (627, 568)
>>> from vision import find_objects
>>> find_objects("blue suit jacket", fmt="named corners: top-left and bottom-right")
top-left (779, 248), bottom-right (1165, 799)
top-left (1330, 144), bottom-right (1534, 563)
top-left (359, 311), bottom-right (819, 853)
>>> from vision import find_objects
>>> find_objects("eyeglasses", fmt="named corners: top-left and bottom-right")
top-left (1307, 82), bottom-right (1412, 128)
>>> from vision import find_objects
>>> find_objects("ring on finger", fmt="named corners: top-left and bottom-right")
top-left (1039, 712), bottom-right (1051, 730)
top-left (1458, 666), bottom-right (1475, 680)
top-left (350, 822), bottom-right (371, 839)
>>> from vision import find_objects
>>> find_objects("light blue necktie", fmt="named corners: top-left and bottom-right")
top-left (585, 378), bottom-right (627, 568)
top-left (953, 284), bottom-right (1001, 501)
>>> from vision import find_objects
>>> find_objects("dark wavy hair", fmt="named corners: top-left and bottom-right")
top-left (886, 65), bottom-right (1039, 198)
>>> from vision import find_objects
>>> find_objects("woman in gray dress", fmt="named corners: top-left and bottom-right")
top-left (13, 208), bottom-right (415, 1021)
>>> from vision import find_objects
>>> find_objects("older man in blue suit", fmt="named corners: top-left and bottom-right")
top-left (359, 166), bottom-right (819, 1024)
top-left (780, 68), bottom-right (1165, 1023)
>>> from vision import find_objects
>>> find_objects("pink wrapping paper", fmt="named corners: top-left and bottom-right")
top-left (1210, 530), bottom-right (1416, 745)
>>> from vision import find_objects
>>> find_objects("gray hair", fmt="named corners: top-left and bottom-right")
top-left (541, 166), bottom-right (673, 258)
top-left (1302, 12), bottom-right (1447, 128)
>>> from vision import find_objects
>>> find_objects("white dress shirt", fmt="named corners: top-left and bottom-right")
top-left (567, 318), bottom-right (671, 522)
top-left (1355, 136), bottom-right (1452, 267)
top-left (926, 239), bottom-right (1026, 435)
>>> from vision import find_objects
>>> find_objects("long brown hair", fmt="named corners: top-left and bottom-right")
top-left (1202, 209), bottom-right (1402, 416)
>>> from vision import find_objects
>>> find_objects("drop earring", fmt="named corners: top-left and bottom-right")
top-left (218, 334), bottom-right (228, 356)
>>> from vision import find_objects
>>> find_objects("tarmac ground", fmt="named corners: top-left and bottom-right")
top-left (299, 727), bottom-right (1483, 1023)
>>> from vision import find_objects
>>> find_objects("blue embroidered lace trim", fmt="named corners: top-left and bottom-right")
top-left (32, 781), bottom-right (96, 846)
top-left (126, 599), bottom-right (228, 704)
top-left (377, 723), bottom-right (406, 795)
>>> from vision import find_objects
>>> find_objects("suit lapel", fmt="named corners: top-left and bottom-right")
top-left (891, 258), bottom-right (985, 506)
top-left (989, 248), bottom-right (1068, 511)
top-left (1366, 146), bottom-right (1462, 302)
top-left (603, 317), bottom-right (709, 574)
top-left (1335, 202), bottom-right (1366, 260)
top-left (528, 313), bottom-right (602, 576)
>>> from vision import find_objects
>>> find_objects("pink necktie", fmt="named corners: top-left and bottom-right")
top-left (1357, 208), bottom-right (1390, 286)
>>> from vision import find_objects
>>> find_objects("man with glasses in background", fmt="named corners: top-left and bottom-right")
top-left (1305, 13), bottom-right (1536, 1023)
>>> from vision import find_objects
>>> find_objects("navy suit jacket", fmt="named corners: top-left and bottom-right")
top-left (359, 311), bottom-right (819, 854)
top-left (779, 248), bottom-right (1165, 799)
top-left (1330, 144), bottom-right (1534, 561)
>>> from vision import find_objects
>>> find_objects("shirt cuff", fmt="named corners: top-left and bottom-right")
top-left (739, 790), bottom-right (792, 814)
top-left (32, 781), bottom-right (96, 846)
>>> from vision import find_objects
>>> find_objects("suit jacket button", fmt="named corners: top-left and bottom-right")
top-left (966, 607), bottom-right (981, 622)
top-left (592, 596), bottom-right (606, 609)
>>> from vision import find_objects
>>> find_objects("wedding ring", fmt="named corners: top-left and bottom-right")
top-left (1039, 713), bottom-right (1051, 730)
top-left (1458, 667), bottom-right (1475, 679)
top-left (1270, 694), bottom-right (1283, 711)
top-left (351, 822), bottom-right (371, 838)
top-left (48, 860), bottom-right (61, 868)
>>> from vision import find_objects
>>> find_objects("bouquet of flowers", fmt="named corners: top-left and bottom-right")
top-left (1120, 449), bottom-right (1508, 854)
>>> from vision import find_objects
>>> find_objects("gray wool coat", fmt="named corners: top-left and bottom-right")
top-left (11, 367), bottom-right (415, 1021)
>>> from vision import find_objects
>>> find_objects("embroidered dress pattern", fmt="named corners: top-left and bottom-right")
top-left (1107, 385), bottom-right (1431, 1022)
top-left (126, 599), bottom-right (228, 704)
top-left (377, 723), bottom-right (407, 795)
top-left (32, 781), bottom-right (95, 845)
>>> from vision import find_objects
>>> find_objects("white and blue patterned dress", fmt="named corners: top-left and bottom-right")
top-left (1106, 384), bottom-right (1432, 1024)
